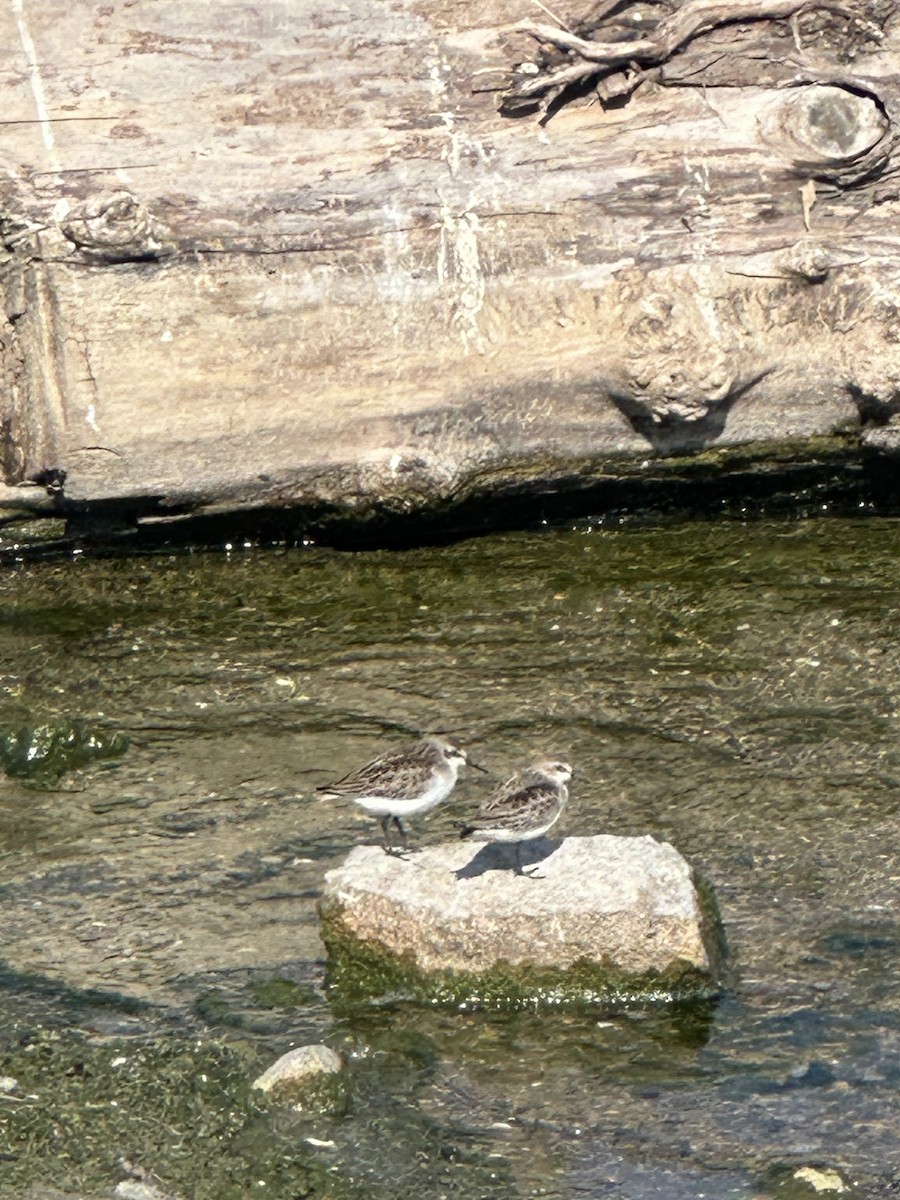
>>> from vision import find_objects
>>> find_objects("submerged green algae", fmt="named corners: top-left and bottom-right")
top-left (0, 720), bottom-right (128, 783)
top-left (0, 1017), bottom-right (524, 1200)
top-left (0, 1026), bottom-right (334, 1200)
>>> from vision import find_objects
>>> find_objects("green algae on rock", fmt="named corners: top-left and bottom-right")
top-left (319, 836), bottom-right (726, 1010)
top-left (0, 720), bottom-right (128, 783)
top-left (320, 918), bottom-right (721, 1011)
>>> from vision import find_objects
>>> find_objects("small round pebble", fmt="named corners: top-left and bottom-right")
top-left (252, 1044), bottom-right (342, 1093)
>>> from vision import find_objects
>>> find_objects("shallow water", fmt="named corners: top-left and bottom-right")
top-left (1, 519), bottom-right (899, 1198)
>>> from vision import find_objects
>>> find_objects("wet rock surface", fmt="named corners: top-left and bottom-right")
top-left (321, 835), bottom-right (722, 1001)
top-left (252, 1043), bottom-right (342, 1095)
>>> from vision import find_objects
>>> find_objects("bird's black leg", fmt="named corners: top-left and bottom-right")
top-left (514, 842), bottom-right (525, 875)
top-left (381, 815), bottom-right (409, 858)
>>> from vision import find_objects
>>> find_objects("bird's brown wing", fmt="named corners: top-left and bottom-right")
top-left (317, 741), bottom-right (435, 799)
top-left (474, 773), bottom-right (555, 821)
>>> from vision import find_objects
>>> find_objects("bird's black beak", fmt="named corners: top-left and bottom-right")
top-left (468, 759), bottom-right (489, 773)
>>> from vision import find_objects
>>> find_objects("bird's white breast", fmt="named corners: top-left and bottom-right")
top-left (353, 765), bottom-right (456, 817)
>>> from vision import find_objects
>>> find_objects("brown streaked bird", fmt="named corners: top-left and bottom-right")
top-left (317, 736), bottom-right (475, 853)
top-left (460, 759), bottom-right (572, 876)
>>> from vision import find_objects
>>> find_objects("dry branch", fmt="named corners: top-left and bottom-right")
top-left (507, 0), bottom-right (852, 102)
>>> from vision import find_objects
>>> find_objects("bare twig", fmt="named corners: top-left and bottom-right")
top-left (511, 58), bottom-right (606, 98)
top-left (508, 0), bottom-right (852, 101)
top-left (801, 178), bottom-right (817, 230)
top-left (520, 22), bottom-right (655, 63)
top-left (520, 0), bottom-right (850, 59)
top-left (594, 64), bottom-right (658, 102)
top-left (529, 0), bottom-right (573, 30)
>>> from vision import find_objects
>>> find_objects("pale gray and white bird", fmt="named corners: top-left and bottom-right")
top-left (460, 759), bottom-right (572, 876)
top-left (317, 736), bottom-right (474, 853)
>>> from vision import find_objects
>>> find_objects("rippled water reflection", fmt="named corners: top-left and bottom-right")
top-left (1, 519), bottom-right (898, 1197)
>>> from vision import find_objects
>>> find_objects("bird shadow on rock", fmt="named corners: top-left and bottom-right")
top-left (454, 838), bottom-right (559, 881)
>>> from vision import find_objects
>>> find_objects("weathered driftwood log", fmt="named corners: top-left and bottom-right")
top-left (0, 0), bottom-right (897, 540)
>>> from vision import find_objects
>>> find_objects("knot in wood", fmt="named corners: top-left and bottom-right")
top-left (759, 84), bottom-right (888, 176)
top-left (61, 191), bottom-right (171, 263)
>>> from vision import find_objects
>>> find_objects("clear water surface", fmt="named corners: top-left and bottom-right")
top-left (0, 518), bottom-right (898, 1198)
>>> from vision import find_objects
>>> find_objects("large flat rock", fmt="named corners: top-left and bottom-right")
top-left (320, 835), bottom-right (724, 1007)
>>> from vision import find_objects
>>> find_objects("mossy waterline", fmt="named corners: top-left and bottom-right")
top-left (0, 428), bottom-right (877, 554)
top-left (318, 906), bottom-right (725, 1013)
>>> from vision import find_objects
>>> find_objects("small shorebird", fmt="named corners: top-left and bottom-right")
top-left (317, 736), bottom-right (474, 853)
top-left (460, 759), bottom-right (572, 876)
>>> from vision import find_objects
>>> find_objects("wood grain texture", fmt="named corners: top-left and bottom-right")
top-left (0, 0), bottom-right (896, 533)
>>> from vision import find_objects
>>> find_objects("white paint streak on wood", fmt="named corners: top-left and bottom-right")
top-left (428, 56), bottom-right (488, 354)
top-left (11, 0), bottom-right (61, 174)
